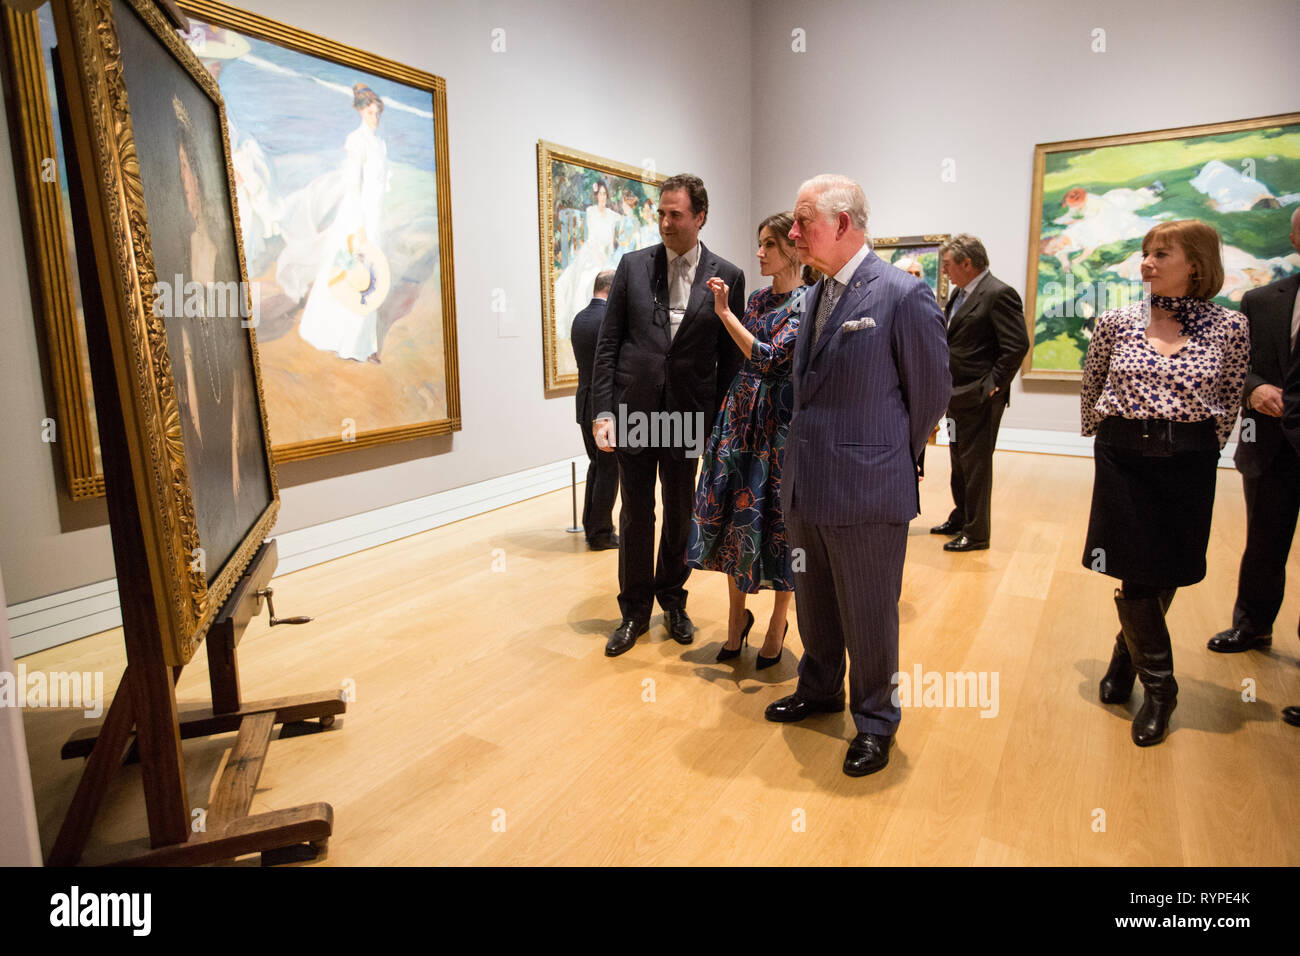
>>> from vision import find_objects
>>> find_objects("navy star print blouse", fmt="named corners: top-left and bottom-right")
top-left (1080, 298), bottom-right (1250, 450)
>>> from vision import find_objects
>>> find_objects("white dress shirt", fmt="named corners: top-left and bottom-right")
top-left (666, 243), bottom-right (701, 339)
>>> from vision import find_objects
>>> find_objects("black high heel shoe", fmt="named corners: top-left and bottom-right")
top-left (716, 610), bottom-right (754, 662)
top-left (756, 622), bottom-right (788, 670)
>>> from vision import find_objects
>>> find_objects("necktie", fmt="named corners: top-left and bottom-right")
top-left (947, 288), bottom-right (966, 326)
top-left (813, 278), bottom-right (839, 344)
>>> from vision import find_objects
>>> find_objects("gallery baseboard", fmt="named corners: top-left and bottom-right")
top-left (5, 427), bottom-right (1239, 659)
top-left (6, 454), bottom-right (587, 659)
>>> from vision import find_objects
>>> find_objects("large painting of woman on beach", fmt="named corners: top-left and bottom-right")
top-left (178, 0), bottom-right (460, 459)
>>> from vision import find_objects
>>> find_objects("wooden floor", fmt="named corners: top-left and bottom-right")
top-left (18, 449), bottom-right (1300, 865)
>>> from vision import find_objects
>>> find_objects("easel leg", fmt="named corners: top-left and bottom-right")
top-left (48, 667), bottom-right (138, 866)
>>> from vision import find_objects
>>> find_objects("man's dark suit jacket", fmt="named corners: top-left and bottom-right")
top-left (1284, 333), bottom-right (1300, 455)
top-left (571, 297), bottom-right (606, 426)
top-left (591, 242), bottom-right (745, 454)
top-left (944, 272), bottom-right (1029, 411)
top-left (1236, 274), bottom-right (1299, 477)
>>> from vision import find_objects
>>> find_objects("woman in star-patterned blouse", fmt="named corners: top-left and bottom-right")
top-left (1080, 220), bottom-right (1249, 748)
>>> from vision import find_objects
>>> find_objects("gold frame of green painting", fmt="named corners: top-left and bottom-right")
top-left (537, 140), bottom-right (666, 394)
top-left (1024, 112), bottom-right (1300, 381)
top-left (871, 233), bottom-right (952, 307)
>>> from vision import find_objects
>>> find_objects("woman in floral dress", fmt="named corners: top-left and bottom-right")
top-left (689, 212), bottom-right (810, 668)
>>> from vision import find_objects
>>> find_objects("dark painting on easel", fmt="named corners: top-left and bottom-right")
top-left (114, 1), bottom-right (272, 586)
top-left (52, 0), bottom-right (279, 665)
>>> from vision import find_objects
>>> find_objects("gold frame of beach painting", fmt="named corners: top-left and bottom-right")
top-left (176, 0), bottom-right (460, 459)
top-left (1, 1), bottom-right (461, 495)
top-left (538, 141), bottom-right (665, 392)
top-left (1024, 112), bottom-right (1300, 380)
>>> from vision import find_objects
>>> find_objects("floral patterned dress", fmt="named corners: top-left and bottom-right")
top-left (688, 285), bottom-right (804, 593)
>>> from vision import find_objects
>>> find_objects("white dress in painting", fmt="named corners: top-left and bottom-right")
top-left (297, 121), bottom-right (388, 361)
top-left (553, 202), bottom-right (621, 340)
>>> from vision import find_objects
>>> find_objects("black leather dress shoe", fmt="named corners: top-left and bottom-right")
top-left (1282, 706), bottom-right (1300, 727)
top-left (664, 608), bottom-right (695, 645)
top-left (587, 533), bottom-right (620, 551)
top-left (944, 534), bottom-right (989, 552)
top-left (763, 693), bottom-right (844, 723)
top-left (1206, 627), bottom-right (1272, 653)
top-left (930, 519), bottom-right (961, 535)
top-left (843, 732), bottom-right (893, 777)
top-left (605, 619), bottom-right (648, 657)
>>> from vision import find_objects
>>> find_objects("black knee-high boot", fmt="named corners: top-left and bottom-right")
top-left (1100, 588), bottom-right (1175, 704)
top-left (1114, 589), bottom-right (1178, 746)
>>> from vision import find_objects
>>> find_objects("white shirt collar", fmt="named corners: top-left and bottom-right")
top-left (961, 269), bottom-right (989, 294)
top-left (831, 242), bottom-right (871, 288)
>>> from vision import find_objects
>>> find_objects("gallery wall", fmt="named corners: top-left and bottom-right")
top-left (2, 0), bottom-right (1297, 610)
top-left (749, 0), bottom-right (1300, 431)
top-left (0, 0), bottom-right (754, 604)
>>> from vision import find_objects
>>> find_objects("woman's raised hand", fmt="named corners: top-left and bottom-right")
top-left (707, 276), bottom-right (730, 319)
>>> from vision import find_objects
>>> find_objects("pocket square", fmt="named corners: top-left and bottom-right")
top-left (842, 316), bottom-right (876, 332)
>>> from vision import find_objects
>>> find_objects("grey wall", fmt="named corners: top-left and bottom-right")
top-left (0, 0), bottom-right (754, 604)
top-left (750, 0), bottom-right (1300, 429)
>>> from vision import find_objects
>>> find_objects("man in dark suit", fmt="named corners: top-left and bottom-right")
top-left (571, 270), bottom-right (619, 550)
top-left (1208, 208), bottom-right (1300, 682)
top-left (765, 174), bottom-right (950, 776)
top-left (591, 174), bottom-right (745, 657)
top-left (1283, 337), bottom-right (1300, 728)
top-left (930, 234), bottom-right (1029, 552)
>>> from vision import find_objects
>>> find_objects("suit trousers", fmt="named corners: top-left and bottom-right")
top-left (580, 425), bottom-right (619, 541)
top-left (615, 446), bottom-right (698, 623)
top-left (947, 396), bottom-right (1007, 543)
top-left (1232, 441), bottom-right (1300, 638)
top-left (787, 511), bottom-right (908, 736)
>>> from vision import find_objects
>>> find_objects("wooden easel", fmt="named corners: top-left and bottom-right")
top-left (49, 540), bottom-right (346, 867)
top-left (43, 0), bottom-right (344, 860)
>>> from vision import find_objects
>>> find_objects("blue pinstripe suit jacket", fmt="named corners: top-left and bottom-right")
top-left (782, 251), bottom-right (951, 525)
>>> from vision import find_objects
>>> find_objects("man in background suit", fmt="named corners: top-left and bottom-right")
top-left (766, 174), bottom-right (950, 776)
top-left (592, 174), bottom-right (745, 657)
top-left (571, 270), bottom-right (619, 550)
top-left (1208, 208), bottom-right (1300, 684)
top-left (930, 234), bottom-right (1029, 552)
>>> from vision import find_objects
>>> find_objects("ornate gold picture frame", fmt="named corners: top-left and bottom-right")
top-left (1, 3), bottom-right (104, 498)
top-left (537, 141), bottom-right (665, 393)
top-left (2, 1), bottom-right (462, 499)
top-left (176, 0), bottom-right (461, 461)
top-left (1024, 113), bottom-right (1300, 380)
top-left (871, 233), bottom-right (952, 307)
top-left (52, 0), bottom-right (278, 664)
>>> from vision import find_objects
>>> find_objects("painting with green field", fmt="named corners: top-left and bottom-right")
top-left (1024, 114), bottom-right (1300, 378)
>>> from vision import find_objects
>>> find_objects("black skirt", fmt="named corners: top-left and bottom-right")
top-left (1081, 417), bottom-right (1220, 587)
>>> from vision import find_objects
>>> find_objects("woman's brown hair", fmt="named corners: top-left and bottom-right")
top-left (1141, 220), bottom-right (1224, 300)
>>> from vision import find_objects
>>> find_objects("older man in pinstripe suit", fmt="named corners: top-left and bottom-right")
top-left (766, 175), bottom-right (951, 776)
